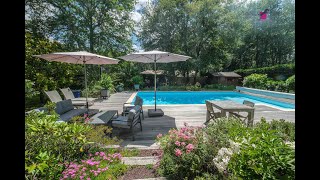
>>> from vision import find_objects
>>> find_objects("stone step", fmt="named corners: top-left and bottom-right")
top-left (120, 140), bottom-right (160, 149)
top-left (133, 178), bottom-right (166, 180)
top-left (122, 156), bottom-right (159, 165)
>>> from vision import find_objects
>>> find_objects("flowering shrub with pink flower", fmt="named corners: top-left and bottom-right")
top-left (60, 152), bottom-right (124, 180)
top-left (155, 118), bottom-right (295, 179)
top-left (155, 123), bottom-right (211, 179)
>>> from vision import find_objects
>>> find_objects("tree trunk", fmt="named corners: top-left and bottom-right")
top-left (193, 70), bottom-right (198, 85)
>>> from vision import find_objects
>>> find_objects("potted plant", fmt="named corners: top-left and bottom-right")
top-left (116, 83), bottom-right (124, 92)
top-left (131, 75), bottom-right (143, 91)
top-left (99, 74), bottom-right (114, 99)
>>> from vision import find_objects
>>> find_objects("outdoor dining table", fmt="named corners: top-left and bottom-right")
top-left (207, 100), bottom-right (255, 126)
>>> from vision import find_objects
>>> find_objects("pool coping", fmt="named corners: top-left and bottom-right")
top-left (141, 104), bottom-right (295, 112)
top-left (132, 91), bottom-right (295, 111)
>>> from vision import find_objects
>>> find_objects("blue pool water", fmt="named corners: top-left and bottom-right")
top-left (135, 91), bottom-right (295, 109)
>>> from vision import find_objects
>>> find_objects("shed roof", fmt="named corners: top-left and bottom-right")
top-left (212, 72), bottom-right (242, 78)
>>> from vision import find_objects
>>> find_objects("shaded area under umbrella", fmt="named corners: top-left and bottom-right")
top-left (33, 51), bottom-right (119, 112)
top-left (119, 50), bottom-right (191, 117)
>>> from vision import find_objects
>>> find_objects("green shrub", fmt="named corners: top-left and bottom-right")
top-left (286, 75), bottom-right (295, 92)
top-left (44, 101), bottom-right (57, 115)
top-left (25, 79), bottom-right (39, 98)
top-left (156, 124), bottom-right (211, 179)
top-left (256, 118), bottom-right (295, 142)
top-left (186, 82), bottom-right (201, 91)
top-left (85, 125), bottom-right (122, 146)
top-left (235, 64), bottom-right (295, 79)
top-left (60, 151), bottom-right (125, 179)
top-left (243, 74), bottom-right (269, 89)
top-left (265, 80), bottom-right (278, 91)
top-left (228, 119), bottom-right (295, 179)
top-left (25, 111), bottom-right (92, 179)
top-left (203, 84), bottom-right (235, 90)
top-left (131, 75), bottom-right (144, 85)
top-left (99, 74), bottom-right (115, 92)
top-left (275, 81), bottom-right (287, 92)
top-left (157, 85), bottom-right (187, 91)
top-left (156, 118), bottom-right (295, 179)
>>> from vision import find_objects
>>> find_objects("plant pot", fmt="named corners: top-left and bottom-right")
top-left (100, 89), bottom-right (110, 99)
top-left (134, 84), bottom-right (140, 90)
top-left (117, 86), bottom-right (124, 92)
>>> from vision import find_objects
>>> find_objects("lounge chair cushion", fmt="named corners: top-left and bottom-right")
top-left (58, 109), bottom-right (87, 122)
top-left (112, 116), bottom-right (130, 128)
top-left (55, 99), bottom-right (74, 115)
top-left (127, 105), bottom-right (141, 120)
top-left (112, 105), bottom-right (141, 128)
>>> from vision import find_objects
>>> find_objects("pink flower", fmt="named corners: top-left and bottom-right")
top-left (183, 135), bottom-right (190, 141)
top-left (175, 141), bottom-right (181, 146)
top-left (186, 144), bottom-right (194, 151)
top-left (157, 133), bottom-right (163, 139)
top-left (186, 149), bottom-right (191, 154)
top-left (175, 149), bottom-right (183, 157)
top-left (181, 142), bottom-right (186, 146)
top-left (87, 178), bottom-right (91, 180)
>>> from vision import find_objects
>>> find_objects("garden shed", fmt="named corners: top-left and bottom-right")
top-left (211, 72), bottom-right (242, 86)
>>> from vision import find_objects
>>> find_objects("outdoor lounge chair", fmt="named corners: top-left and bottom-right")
top-left (204, 100), bottom-right (222, 125)
top-left (25, 99), bottom-right (98, 122)
top-left (122, 96), bottom-right (144, 119)
top-left (44, 90), bottom-right (94, 107)
top-left (60, 87), bottom-right (96, 102)
top-left (111, 105), bottom-right (142, 141)
top-left (229, 100), bottom-right (255, 124)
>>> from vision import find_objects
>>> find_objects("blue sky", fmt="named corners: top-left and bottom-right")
top-left (131, 0), bottom-right (149, 52)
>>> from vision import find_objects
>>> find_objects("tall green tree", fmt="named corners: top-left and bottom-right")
top-left (25, 32), bottom-right (83, 103)
top-left (139, 0), bottom-right (295, 79)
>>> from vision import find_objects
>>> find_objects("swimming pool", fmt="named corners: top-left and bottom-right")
top-left (134, 91), bottom-right (295, 110)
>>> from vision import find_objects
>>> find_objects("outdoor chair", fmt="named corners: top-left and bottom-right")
top-left (25, 99), bottom-right (99, 122)
top-left (45, 90), bottom-right (94, 107)
top-left (60, 87), bottom-right (96, 102)
top-left (111, 105), bottom-right (142, 141)
top-left (122, 96), bottom-right (144, 120)
top-left (204, 100), bottom-right (222, 125)
top-left (229, 100), bottom-right (255, 124)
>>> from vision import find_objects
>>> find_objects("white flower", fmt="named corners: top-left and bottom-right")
top-left (285, 141), bottom-right (295, 149)
top-left (229, 140), bottom-right (241, 154)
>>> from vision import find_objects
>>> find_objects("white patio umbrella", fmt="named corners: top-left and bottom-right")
top-left (118, 50), bottom-right (191, 117)
top-left (33, 51), bottom-right (119, 110)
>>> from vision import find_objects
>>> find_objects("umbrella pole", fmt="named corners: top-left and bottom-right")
top-left (154, 55), bottom-right (157, 111)
top-left (84, 58), bottom-right (89, 112)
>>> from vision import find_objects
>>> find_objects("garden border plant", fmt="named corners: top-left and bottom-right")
top-left (155, 117), bottom-right (295, 179)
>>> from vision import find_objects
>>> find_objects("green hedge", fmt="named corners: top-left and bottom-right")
top-left (243, 74), bottom-right (295, 93)
top-left (235, 64), bottom-right (295, 80)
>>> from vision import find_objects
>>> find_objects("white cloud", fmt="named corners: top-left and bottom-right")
top-left (131, 0), bottom-right (149, 51)
top-left (135, 0), bottom-right (149, 11)
top-left (131, 11), bottom-right (142, 23)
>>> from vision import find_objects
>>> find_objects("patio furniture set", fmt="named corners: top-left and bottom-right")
top-left (26, 88), bottom-right (144, 141)
top-left (205, 100), bottom-right (255, 126)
